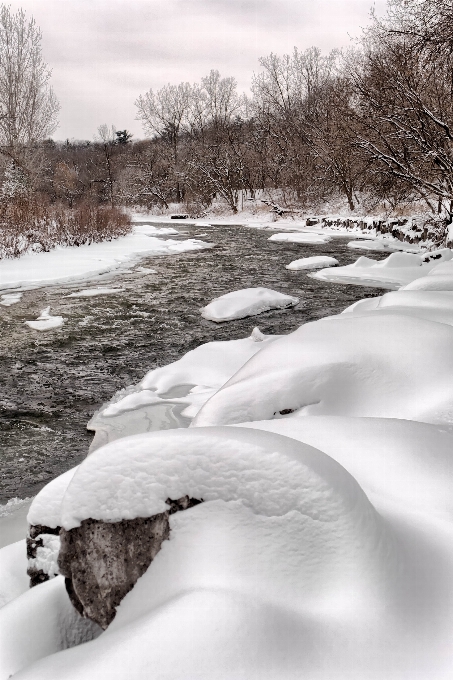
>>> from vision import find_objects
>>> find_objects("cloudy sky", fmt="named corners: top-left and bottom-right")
top-left (8, 0), bottom-right (387, 141)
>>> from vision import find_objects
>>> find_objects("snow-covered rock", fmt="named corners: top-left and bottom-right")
top-left (286, 256), bottom-right (338, 270)
top-left (24, 307), bottom-right (65, 331)
top-left (200, 287), bottom-right (299, 322)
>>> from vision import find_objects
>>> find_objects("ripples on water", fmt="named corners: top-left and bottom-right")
top-left (0, 223), bottom-right (385, 501)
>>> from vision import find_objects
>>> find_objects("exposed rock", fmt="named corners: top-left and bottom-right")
top-left (27, 524), bottom-right (61, 587)
top-left (58, 495), bottom-right (202, 629)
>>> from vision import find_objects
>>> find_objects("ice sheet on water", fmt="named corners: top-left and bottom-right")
top-left (65, 287), bottom-right (125, 297)
top-left (0, 292), bottom-right (22, 306)
top-left (286, 256), bottom-right (338, 270)
top-left (268, 232), bottom-right (331, 244)
top-left (24, 307), bottom-right (65, 331)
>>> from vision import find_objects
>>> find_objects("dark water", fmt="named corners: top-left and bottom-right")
top-left (0, 224), bottom-right (384, 502)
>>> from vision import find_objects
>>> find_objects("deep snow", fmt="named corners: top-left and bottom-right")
top-left (2, 217), bottom-right (453, 680)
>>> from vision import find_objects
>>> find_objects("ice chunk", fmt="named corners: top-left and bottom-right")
top-left (200, 287), bottom-right (299, 322)
top-left (0, 292), bottom-right (22, 306)
top-left (24, 307), bottom-right (65, 331)
top-left (65, 287), bottom-right (124, 297)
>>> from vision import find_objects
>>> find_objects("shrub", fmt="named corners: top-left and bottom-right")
top-left (0, 197), bottom-right (131, 259)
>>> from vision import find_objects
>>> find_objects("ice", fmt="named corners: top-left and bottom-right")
top-left (132, 224), bottom-right (179, 235)
top-left (200, 287), bottom-right (299, 322)
top-left (65, 287), bottom-right (125, 297)
top-left (311, 250), bottom-right (452, 289)
top-left (24, 307), bottom-right (65, 331)
top-left (0, 229), bottom-right (211, 292)
top-left (193, 314), bottom-right (453, 427)
top-left (0, 292), bottom-right (22, 306)
top-left (286, 256), bottom-right (338, 270)
top-left (268, 232), bottom-right (331, 244)
top-left (347, 239), bottom-right (419, 252)
top-left (87, 330), bottom-right (280, 450)
top-left (134, 266), bottom-right (156, 274)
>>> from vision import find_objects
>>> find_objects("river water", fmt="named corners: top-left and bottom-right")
top-left (0, 223), bottom-right (384, 502)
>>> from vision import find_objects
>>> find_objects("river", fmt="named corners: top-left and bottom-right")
top-left (0, 223), bottom-right (384, 502)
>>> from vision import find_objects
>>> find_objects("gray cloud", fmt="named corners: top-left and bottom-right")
top-left (7, 0), bottom-right (387, 140)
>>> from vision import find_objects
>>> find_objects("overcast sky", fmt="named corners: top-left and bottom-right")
top-left (8, 0), bottom-right (387, 141)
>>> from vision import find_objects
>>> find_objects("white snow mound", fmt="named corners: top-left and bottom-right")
top-left (286, 256), bottom-right (338, 270)
top-left (200, 287), bottom-right (299, 322)
top-left (268, 232), bottom-right (331, 244)
top-left (193, 313), bottom-right (453, 427)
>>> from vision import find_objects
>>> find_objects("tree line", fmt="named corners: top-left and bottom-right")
top-left (1, 0), bottom-right (453, 226)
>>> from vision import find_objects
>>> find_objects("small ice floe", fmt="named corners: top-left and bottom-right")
top-left (286, 256), bottom-right (338, 270)
top-left (0, 292), bottom-right (22, 306)
top-left (65, 287), bottom-right (125, 298)
top-left (25, 307), bottom-right (65, 331)
top-left (133, 224), bottom-right (179, 236)
top-left (135, 267), bottom-right (157, 274)
top-left (201, 287), bottom-right (299, 322)
top-left (268, 232), bottom-right (331, 244)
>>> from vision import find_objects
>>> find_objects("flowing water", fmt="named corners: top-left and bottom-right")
top-left (0, 223), bottom-right (384, 502)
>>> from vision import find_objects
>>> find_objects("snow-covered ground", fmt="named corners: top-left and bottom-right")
top-left (2, 216), bottom-right (453, 679)
top-left (0, 225), bottom-right (212, 292)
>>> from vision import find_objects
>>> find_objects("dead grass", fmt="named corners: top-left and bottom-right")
top-left (0, 198), bottom-right (131, 259)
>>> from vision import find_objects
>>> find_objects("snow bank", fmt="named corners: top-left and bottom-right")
top-left (24, 307), bottom-right (65, 331)
top-left (238, 416), bottom-right (453, 519)
top-left (200, 287), bottom-right (299, 322)
top-left (0, 230), bottom-right (211, 292)
top-left (347, 239), bottom-right (419, 253)
top-left (87, 329), bottom-right (280, 450)
top-left (268, 232), bottom-right (331, 244)
top-left (193, 313), bottom-right (453, 427)
top-left (343, 290), bottom-right (453, 325)
top-left (312, 251), bottom-right (444, 289)
top-left (0, 541), bottom-right (28, 608)
top-left (286, 256), bottom-right (338, 270)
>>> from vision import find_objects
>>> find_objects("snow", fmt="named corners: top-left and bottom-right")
top-left (200, 287), bottom-right (299, 322)
top-left (132, 224), bottom-right (179, 235)
top-left (28, 468), bottom-right (78, 529)
top-left (311, 250), bottom-right (452, 289)
top-left (401, 274), bottom-right (453, 291)
top-left (0, 497), bottom-right (32, 548)
top-left (286, 256), bottom-right (338, 270)
top-left (65, 287), bottom-right (125, 297)
top-left (347, 239), bottom-right (419, 252)
top-left (27, 534), bottom-right (60, 581)
top-left (0, 541), bottom-right (28, 608)
top-left (193, 313), bottom-right (453, 427)
top-left (87, 329), bottom-right (280, 451)
top-left (0, 228), bottom-right (211, 292)
top-left (268, 232), bottom-right (331, 244)
top-left (24, 307), bottom-right (65, 331)
top-left (0, 292), bottom-right (22, 306)
top-left (342, 290), bottom-right (453, 325)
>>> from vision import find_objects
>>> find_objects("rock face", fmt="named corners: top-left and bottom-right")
top-left (58, 496), bottom-right (202, 629)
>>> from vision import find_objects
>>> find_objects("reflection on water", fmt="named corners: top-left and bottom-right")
top-left (0, 223), bottom-right (384, 501)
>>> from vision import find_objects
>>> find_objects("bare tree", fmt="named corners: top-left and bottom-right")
top-left (0, 5), bottom-right (59, 149)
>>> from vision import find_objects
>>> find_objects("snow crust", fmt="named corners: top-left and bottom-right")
top-left (200, 287), bottom-right (299, 322)
top-left (268, 232), bottom-right (331, 244)
top-left (24, 307), bottom-right (65, 331)
top-left (286, 256), bottom-right (338, 270)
